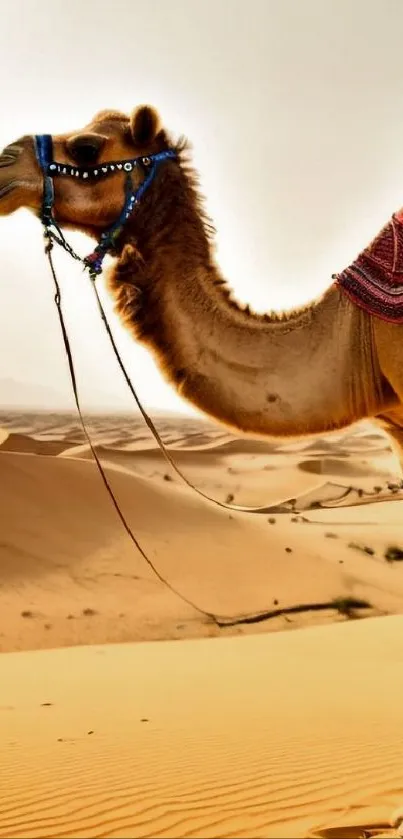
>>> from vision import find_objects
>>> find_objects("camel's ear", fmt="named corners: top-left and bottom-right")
top-left (130, 105), bottom-right (160, 146)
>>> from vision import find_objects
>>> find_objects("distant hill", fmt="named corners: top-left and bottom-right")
top-left (0, 378), bottom-right (69, 410)
top-left (0, 378), bottom-right (200, 417)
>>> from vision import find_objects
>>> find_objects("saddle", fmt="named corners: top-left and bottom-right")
top-left (335, 212), bottom-right (403, 323)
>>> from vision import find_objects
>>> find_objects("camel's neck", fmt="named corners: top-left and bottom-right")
top-left (108, 156), bottom-right (385, 437)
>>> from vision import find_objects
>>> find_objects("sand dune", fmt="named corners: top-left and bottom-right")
top-left (298, 456), bottom-right (394, 479)
top-left (1, 616), bottom-right (403, 838)
top-left (1, 412), bottom-right (403, 652)
top-left (0, 431), bottom-right (74, 456)
top-left (0, 447), bottom-right (387, 651)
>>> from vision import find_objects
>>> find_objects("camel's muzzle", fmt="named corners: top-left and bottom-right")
top-left (0, 136), bottom-right (40, 216)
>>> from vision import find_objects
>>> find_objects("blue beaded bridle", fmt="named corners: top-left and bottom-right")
top-left (34, 133), bottom-right (176, 277)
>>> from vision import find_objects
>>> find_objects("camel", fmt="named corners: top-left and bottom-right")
top-left (1, 104), bottom-right (403, 472)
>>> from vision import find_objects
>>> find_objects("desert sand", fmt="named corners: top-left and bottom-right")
top-left (1, 409), bottom-right (403, 837)
top-left (1, 617), bottom-right (403, 838)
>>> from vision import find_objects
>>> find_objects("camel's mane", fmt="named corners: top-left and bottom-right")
top-left (169, 136), bottom-right (325, 327)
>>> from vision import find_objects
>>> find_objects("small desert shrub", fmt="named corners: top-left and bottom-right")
top-left (385, 546), bottom-right (403, 563)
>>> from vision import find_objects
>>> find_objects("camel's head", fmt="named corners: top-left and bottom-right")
top-left (0, 105), bottom-right (167, 237)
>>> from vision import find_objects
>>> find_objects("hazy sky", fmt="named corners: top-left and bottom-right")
top-left (1, 0), bottom-right (403, 413)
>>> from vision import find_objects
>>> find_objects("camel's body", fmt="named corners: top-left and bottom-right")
top-left (1, 105), bottom-right (403, 470)
top-left (110, 245), bottom-right (388, 437)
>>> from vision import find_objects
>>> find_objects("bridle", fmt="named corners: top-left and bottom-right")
top-left (34, 133), bottom-right (176, 277)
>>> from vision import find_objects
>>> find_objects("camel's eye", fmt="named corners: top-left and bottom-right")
top-left (67, 134), bottom-right (105, 166)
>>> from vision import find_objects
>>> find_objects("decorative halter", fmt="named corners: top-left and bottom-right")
top-left (34, 134), bottom-right (177, 278)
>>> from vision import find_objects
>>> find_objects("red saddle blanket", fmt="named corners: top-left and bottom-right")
top-left (335, 212), bottom-right (403, 323)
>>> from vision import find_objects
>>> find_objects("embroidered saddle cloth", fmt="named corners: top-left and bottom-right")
top-left (335, 212), bottom-right (403, 323)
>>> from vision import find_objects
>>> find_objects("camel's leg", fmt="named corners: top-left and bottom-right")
top-left (374, 319), bottom-right (403, 404)
top-left (373, 319), bottom-right (403, 473)
top-left (374, 408), bottom-right (403, 477)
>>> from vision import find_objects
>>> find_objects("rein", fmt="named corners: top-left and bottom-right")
top-left (45, 240), bottom-right (215, 623)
